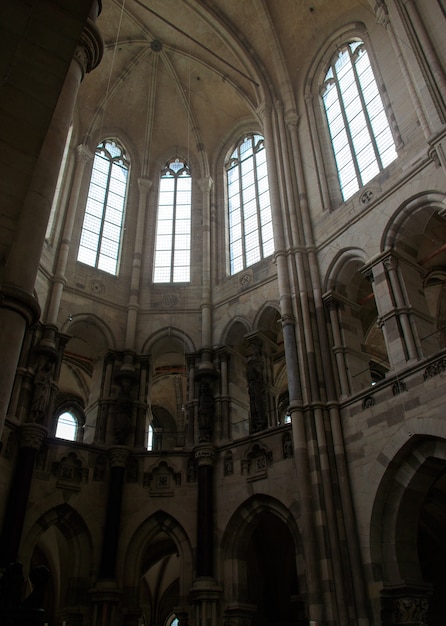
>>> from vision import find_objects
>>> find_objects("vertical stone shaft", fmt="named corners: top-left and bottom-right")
top-left (98, 447), bottom-right (129, 578)
top-left (0, 424), bottom-right (46, 566)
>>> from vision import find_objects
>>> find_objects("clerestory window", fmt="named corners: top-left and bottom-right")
top-left (55, 411), bottom-right (78, 441)
top-left (77, 138), bottom-right (129, 274)
top-left (226, 134), bottom-right (274, 275)
top-left (322, 40), bottom-right (397, 202)
top-left (153, 158), bottom-right (192, 283)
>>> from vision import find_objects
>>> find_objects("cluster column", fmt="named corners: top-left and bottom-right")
top-left (0, 12), bottom-right (103, 439)
top-left (90, 445), bottom-right (130, 626)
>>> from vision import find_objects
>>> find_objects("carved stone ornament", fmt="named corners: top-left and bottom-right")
top-left (109, 445), bottom-right (131, 468)
top-left (89, 279), bottom-right (105, 294)
top-left (163, 293), bottom-right (179, 307)
top-left (393, 596), bottom-right (429, 625)
top-left (362, 395), bottom-right (375, 409)
top-left (239, 272), bottom-right (252, 289)
top-left (19, 423), bottom-right (47, 450)
top-left (392, 380), bottom-right (407, 395)
top-left (423, 357), bottom-right (446, 380)
top-left (144, 460), bottom-right (181, 496)
top-left (360, 188), bottom-right (374, 204)
top-left (75, 19), bottom-right (103, 77)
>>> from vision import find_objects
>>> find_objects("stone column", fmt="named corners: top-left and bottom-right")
top-left (0, 17), bottom-right (103, 438)
top-left (0, 423), bottom-right (47, 567)
top-left (45, 145), bottom-right (93, 326)
top-left (186, 354), bottom-right (197, 447)
top-left (193, 443), bottom-right (221, 626)
top-left (245, 335), bottom-right (268, 434)
top-left (198, 176), bottom-right (213, 350)
top-left (324, 295), bottom-right (350, 396)
top-left (90, 446), bottom-right (130, 625)
top-left (98, 446), bottom-right (130, 578)
top-left (216, 348), bottom-right (230, 441)
top-left (402, 0), bottom-right (446, 113)
top-left (365, 256), bottom-right (414, 369)
top-left (124, 178), bottom-right (152, 350)
top-left (194, 443), bottom-right (216, 578)
top-left (375, 1), bottom-right (431, 138)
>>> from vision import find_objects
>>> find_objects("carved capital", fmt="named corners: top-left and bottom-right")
top-left (375, 0), bottom-right (390, 27)
top-left (137, 177), bottom-right (153, 193)
top-left (0, 283), bottom-right (41, 326)
top-left (74, 18), bottom-right (104, 78)
top-left (197, 176), bottom-right (213, 194)
top-left (20, 423), bottom-right (47, 449)
top-left (325, 295), bottom-right (340, 312)
top-left (280, 313), bottom-right (295, 327)
top-left (284, 109), bottom-right (299, 130)
top-left (194, 443), bottom-right (216, 466)
top-left (75, 144), bottom-right (93, 164)
top-left (109, 445), bottom-right (130, 468)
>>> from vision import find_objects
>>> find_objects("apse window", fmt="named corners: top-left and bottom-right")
top-left (322, 41), bottom-right (397, 202)
top-left (77, 139), bottom-right (129, 274)
top-left (55, 411), bottom-right (77, 441)
top-left (153, 158), bottom-right (192, 283)
top-left (226, 134), bottom-right (274, 275)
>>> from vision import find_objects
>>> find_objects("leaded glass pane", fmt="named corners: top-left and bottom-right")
top-left (323, 40), bottom-right (397, 201)
top-left (226, 134), bottom-right (273, 274)
top-left (78, 138), bottom-right (128, 274)
top-left (153, 158), bottom-right (192, 283)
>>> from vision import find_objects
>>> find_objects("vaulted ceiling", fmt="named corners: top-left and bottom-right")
top-left (77, 0), bottom-right (368, 173)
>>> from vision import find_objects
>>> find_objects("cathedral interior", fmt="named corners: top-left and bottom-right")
top-left (1, 1), bottom-right (446, 625)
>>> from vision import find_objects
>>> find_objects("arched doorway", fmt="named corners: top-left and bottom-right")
top-left (222, 495), bottom-right (307, 626)
top-left (123, 511), bottom-right (194, 626)
top-left (245, 511), bottom-right (301, 626)
top-left (371, 436), bottom-right (446, 626)
top-left (21, 504), bottom-right (93, 626)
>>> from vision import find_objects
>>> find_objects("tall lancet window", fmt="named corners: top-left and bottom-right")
top-left (77, 139), bottom-right (129, 274)
top-left (226, 134), bottom-right (274, 275)
top-left (153, 158), bottom-right (192, 283)
top-left (322, 41), bottom-right (397, 201)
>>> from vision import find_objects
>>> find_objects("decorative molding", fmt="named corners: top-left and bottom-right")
top-left (241, 442), bottom-right (273, 481)
top-left (143, 460), bottom-right (181, 496)
top-left (392, 380), bottom-right (408, 395)
top-left (423, 357), bottom-right (446, 379)
top-left (362, 395), bottom-right (375, 409)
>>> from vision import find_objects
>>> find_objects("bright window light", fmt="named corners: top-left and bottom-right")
top-left (153, 159), bottom-right (192, 283)
top-left (226, 134), bottom-right (274, 275)
top-left (322, 41), bottom-right (397, 201)
top-left (55, 411), bottom-right (77, 441)
top-left (78, 139), bottom-right (129, 275)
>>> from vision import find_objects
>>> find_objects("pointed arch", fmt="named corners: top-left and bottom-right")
top-left (221, 495), bottom-right (307, 619)
top-left (122, 510), bottom-right (194, 599)
top-left (370, 433), bottom-right (446, 624)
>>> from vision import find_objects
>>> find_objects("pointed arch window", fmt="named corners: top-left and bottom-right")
top-left (153, 158), bottom-right (192, 283)
top-left (226, 134), bottom-right (274, 275)
top-left (322, 40), bottom-right (397, 202)
top-left (55, 411), bottom-right (78, 441)
top-left (77, 139), bottom-right (129, 275)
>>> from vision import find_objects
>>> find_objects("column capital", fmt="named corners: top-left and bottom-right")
top-left (74, 18), bottom-right (104, 79)
top-left (20, 423), bottom-right (47, 450)
top-left (109, 445), bottom-right (131, 468)
top-left (75, 144), bottom-right (93, 164)
top-left (280, 313), bottom-right (296, 327)
top-left (137, 177), bottom-right (153, 193)
top-left (375, 1), bottom-right (390, 28)
top-left (0, 283), bottom-right (41, 327)
top-left (197, 176), bottom-right (213, 194)
top-left (324, 294), bottom-right (340, 311)
top-left (194, 443), bottom-right (216, 465)
top-left (284, 109), bottom-right (300, 130)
